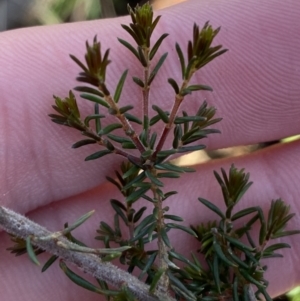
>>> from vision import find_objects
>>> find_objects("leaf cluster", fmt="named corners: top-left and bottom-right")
top-left (71, 35), bottom-right (111, 91)
top-left (168, 22), bottom-right (227, 96)
top-left (118, 3), bottom-right (169, 93)
top-left (171, 101), bottom-right (222, 150)
top-left (47, 0), bottom-right (228, 170)
top-left (49, 90), bottom-right (85, 131)
top-left (98, 162), bottom-right (195, 279)
top-left (172, 165), bottom-right (300, 301)
top-left (123, 3), bottom-right (159, 48)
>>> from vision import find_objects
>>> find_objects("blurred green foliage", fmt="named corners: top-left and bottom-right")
top-left (31, 0), bottom-right (145, 25)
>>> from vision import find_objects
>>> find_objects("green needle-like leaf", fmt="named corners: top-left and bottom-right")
top-left (122, 171), bottom-right (146, 191)
top-left (177, 145), bottom-right (206, 153)
top-left (119, 105), bottom-right (134, 114)
top-left (122, 141), bottom-right (136, 149)
top-left (72, 139), bottom-right (97, 149)
top-left (174, 116), bottom-right (206, 124)
top-left (125, 185), bottom-right (151, 204)
top-left (122, 164), bottom-right (139, 179)
top-left (157, 172), bottom-right (180, 179)
top-left (184, 55), bottom-right (198, 80)
top-left (259, 288), bottom-right (273, 301)
top-left (155, 162), bottom-right (194, 173)
top-left (239, 268), bottom-right (266, 289)
top-left (99, 221), bottom-right (115, 236)
top-left (48, 113), bottom-right (67, 123)
top-left (227, 247), bottom-right (249, 269)
top-left (102, 252), bottom-right (123, 262)
top-left (149, 114), bottom-right (161, 126)
top-left (168, 250), bottom-right (200, 271)
top-left (233, 277), bottom-right (239, 301)
top-left (60, 261), bottom-right (115, 294)
top-left (271, 230), bottom-right (300, 238)
top-left (231, 207), bottom-right (260, 221)
top-left (26, 236), bottom-right (40, 266)
top-left (94, 104), bottom-right (101, 132)
top-left (149, 268), bottom-right (165, 293)
top-left (42, 255), bottom-right (58, 272)
top-left (117, 38), bottom-right (139, 61)
top-left (212, 255), bottom-right (221, 293)
top-left (145, 170), bottom-right (164, 187)
top-left (99, 123), bottom-right (123, 135)
top-left (168, 78), bottom-right (180, 94)
top-left (131, 223), bottom-right (154, 242)
top-left (141, 149), bottom-right (153, 159)
top-left (62, 210), bottom-right (95, 235)
top-left (98, 246), bottom-right (132, 254)
top-left (84, 114), bottom-right (105, 127)
top-left (124, 112), bottom-right (142, 124)
top-left (110, 200), bottom-right (128, 226)
top-left (156, 149), bottom-right (177, 158)
top-left (138, 46), bottom-right (148, 67)
top-left (132, 76), bottom-right (145, 88)
top-left (223, 234), bottom-right (254, 252)
top-left (75, 86), bottom-right (104, 97)
top-left (147, 222), bottom-right (157, 242)
top-left (134, 214), bottom-right (156, 237)
top-left (166, 223), bottom-right (197, 237)
top-left (150, 33), bottom-right (169, 60)
top-left (121, 24), bottom-right (141, 46)
top-left (85, 150), bottom-right (111, 161)
top-left (175, 43), bottom-right (185, 79)
top-left (148, 52), bottom-right (168, 85)
top-left (259, 220), bottom-right (267, 245)
top-left (181, 126), bottom-right (200, 142)
top-left (164, 214), bottom-right (184, 221)
top-left (107, 134), bottom-right (131, 144)
top-left (198, 198), bottom-right (225, 219)
top-left (161, 227), bottom-right (171, 248)
top-left (114, 69), bottom-right (128, 103)
top-left (264, 243), bottom-right (291, 254)
top-left (138, 251), bottom-right (157, 279)
top-left (80, 93), bottom-right (109, 108)
top-left (152, 105), bottom-right (169, 123)
top-left (133, 206), bottom-right (147, 223)
top-left (245, 230), bottom-right (257, 248)
top-left (186, 84), bottom-right (213, 92)
top-left (213, 237), bottom-right (237, 267)
top-left (70, 54), bottom-right (89, 72)
top-left (167, 271), bottom-right (196, 300)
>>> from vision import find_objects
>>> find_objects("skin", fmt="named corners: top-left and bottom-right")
top-left (0, 0), bottom-right (300, 300)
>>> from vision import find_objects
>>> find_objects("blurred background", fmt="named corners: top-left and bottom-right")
top-left (0, 0), bottom-right (186, 30)
top-left (0, 0), bottom-right (299, 300)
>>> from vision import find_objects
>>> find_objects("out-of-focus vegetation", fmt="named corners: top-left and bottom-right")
top-left (0, 0), bottom-right (145, 30)
top-left (30, 0), bottom-right (102, 24)
top-left (288, 287), bottom-right (300, 301)
top-left (29, 0), bottom-right (146, 25)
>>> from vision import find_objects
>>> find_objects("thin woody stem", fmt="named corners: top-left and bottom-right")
top-left (154, 75), bottom-right (194, 155)
top-left (0, 206), bottom-right (175, 301)
top-left (142, 47), bottom-right (150, 145)
top-left (154, 95), bottom-right (183, 154)
top-left (150, 169), bottom-right (169, 293)
top-left (103, 93), bottom-right (146, 154)
top-left (127, 204), bottom-right (135, 240)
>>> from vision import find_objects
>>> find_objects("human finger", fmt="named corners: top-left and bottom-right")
top-left (0, 0), bottom-right (299, 215)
